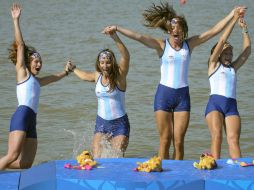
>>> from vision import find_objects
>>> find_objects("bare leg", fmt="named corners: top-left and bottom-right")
top-left (172, 111), bottom-right (189, 160)
top-left (92, 133), bottom-right (104, 158)
top-left (225, 115), bottom-right (241, 158)
top-left (111, 135), bottom-right (129, 157)
top-left (0, 131), bottom-right (26, 170)
top-left (206, 111), bottom-right (224, 159)
top-left (8, 138), bottom-right (37, 169)
top-left (155, 110), bottom-right (173, 159)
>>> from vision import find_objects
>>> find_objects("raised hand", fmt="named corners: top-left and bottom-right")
top-left (11, 3), bottom-right (21, 20)
top-left (102, 25), bottom-right (117, 35)
top-left (239, 7), bottom-right (247, 18)
top-left (233, 6), bottom-right (247, 18)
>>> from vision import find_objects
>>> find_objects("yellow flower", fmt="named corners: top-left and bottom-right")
top-left (76, 151), bottom-right (97, 167)
top-left (136, 156), bottom-right (162, 172)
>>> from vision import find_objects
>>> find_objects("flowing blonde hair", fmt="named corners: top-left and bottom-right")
top-left (142, 2), bottom-right (188, 39)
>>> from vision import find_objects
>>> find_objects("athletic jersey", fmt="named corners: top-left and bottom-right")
top-left (160, 39), bottom-right (191, 89)
top-left (17, 74), bottom-right (41, 113)
top-left (209, 64), bottom-right (236, 99)
top-left (95, 74), bottom-right (126, 120)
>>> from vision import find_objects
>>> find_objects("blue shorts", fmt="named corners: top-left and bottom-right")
top-left (95, 114), bottom-right (130, 137)
top-left (154, 84), bottom-right (191, 112)
top-left (10, 105), bottom-right (37, 138)
top-left (205, 95), bottom-right (239, 117)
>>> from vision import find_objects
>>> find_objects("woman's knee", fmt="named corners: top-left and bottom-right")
top-left (227, 135), bottom-right (240, 147)
top-left (160, 136), bottom-right (171, 147)
top-left (174, 139), bottom-right (184, 150)
top-left (210, 131), bottom-right (223, 142)
top-left (111, 136), bottom-right (128, 153)
top-left (6, 152), bottom-right (20, 163)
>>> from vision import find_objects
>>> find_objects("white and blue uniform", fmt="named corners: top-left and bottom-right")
top-left (205, 64), bottom-right (239, 117)
top-left (209, 64), bottom-right (236, 99)
top-left (95, 74), bottom-right (126, 120)
top-left (17, 74), bottom-right (40, 113)
top-left (95, 74), bottom-right (130, 137)
top-left (10, 74), bottom-right (40, 138)
top-left (160, 38), bottom-right (190, 89)
top-left (154, 39), bottom-right (191, 112)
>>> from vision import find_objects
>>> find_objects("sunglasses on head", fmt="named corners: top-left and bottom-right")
top-left (171, 18), bottom-right (178, 25)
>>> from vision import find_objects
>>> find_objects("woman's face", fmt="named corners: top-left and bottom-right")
top-left (169, 18), bottom-right (184, 44)
top-left (29, 57), bottom-right (42, 75)
top-left (99, 52), bottom-right (112, 75)
top-left (220, 47), bottom-right (233, 65)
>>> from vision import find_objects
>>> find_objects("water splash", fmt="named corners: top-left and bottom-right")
top-left (64, 129), bottom-right (90, 158)
top-left (64, 128), bottom-right (124, 158)
top-left (99, 133), bottom-right (124, 158)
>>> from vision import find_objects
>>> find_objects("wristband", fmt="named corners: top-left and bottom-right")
top-left (242, 27), bottom-right (248, 34)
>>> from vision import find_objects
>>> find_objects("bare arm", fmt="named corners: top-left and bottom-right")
top-left (72, 68), bottom-right (96, 82)
top-left (208, 11), bottom-right (239, 75)
top-left (102, 26), bottom-right (130, 76)
top-left (188, 7), bottom-right (245, 52)
top-left (66, 61), bottom-right (96, 82)
top-left (107, 25), bottom-right (164, 56)
top-left (233, 19), bottom-right (251, 70)
top-left (38, 62), bottom-right (69, 86)
top-left (11, 3), bottom-right (28, 83)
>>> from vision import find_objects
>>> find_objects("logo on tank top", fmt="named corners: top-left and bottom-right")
top-left (168, 55), bottom-right (174, 63)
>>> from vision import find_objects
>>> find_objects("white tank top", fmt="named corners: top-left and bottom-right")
top-left (95, 74), bottom-right (126, 120)
top-left (160, 39), bottom-right (191, 89)
top-left (209, 64), bottom-right (236, 99)
top-left (17, 74), bottom-right (40, 113)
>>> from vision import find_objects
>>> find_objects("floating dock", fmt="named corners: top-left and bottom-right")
top-left (0, 157), bottom-right (253, 190)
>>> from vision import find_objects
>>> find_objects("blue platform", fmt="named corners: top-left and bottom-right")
top-left (0, 158), bottom-right (253, 190)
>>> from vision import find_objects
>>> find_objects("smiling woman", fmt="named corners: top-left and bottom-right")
top-left (205, 8), bottom-right (251, 159)
top-left (96, 49), bottom-right (120, 93)
top-left (66, 28), bottom-right (131, 158)
top-left (0, 3), bottom-right (70, 170)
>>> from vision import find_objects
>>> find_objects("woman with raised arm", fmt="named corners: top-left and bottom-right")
top-left (67, 29), bottom-right (130, 158)
top-left (103, 2), bottom-right (246, 160)
top-left (0, 4), bottom-right (70, 170)
top-left (205, 8), bottom-right (251, 159)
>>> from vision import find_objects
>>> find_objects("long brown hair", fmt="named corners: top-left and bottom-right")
top-left (95, 49), bottom-right (119, 92)
top-left (142, 2), bottom-right (188, 39)
top-left (8, 41), bottom-right (38, 67)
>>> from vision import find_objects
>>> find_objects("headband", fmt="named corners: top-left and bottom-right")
top-left (31, 52), bottom-right (41, 59)
top-left (99, 51), bottom-right (112, 61)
